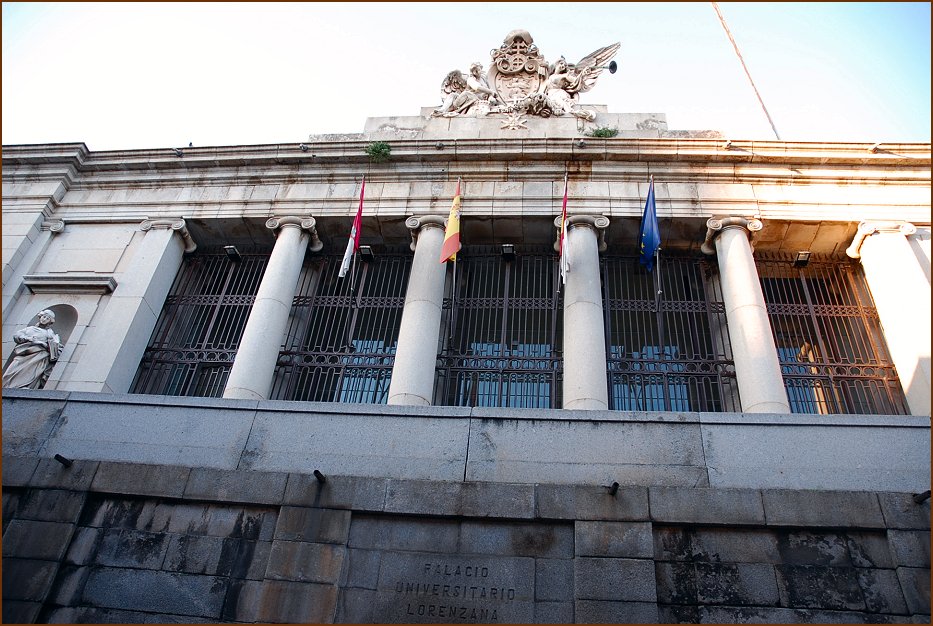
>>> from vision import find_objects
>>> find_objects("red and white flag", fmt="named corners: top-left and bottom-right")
top-left (339, 177), bottom-right (365, 278)
top-left (559, 173), bottom-right (570, 285)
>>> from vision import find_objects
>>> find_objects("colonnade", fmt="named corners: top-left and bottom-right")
top-left (204, 213), bottom-right (927, 415)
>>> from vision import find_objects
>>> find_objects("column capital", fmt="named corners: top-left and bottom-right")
top-left (846, 220), bottom-right (917, 259)
top-left (140, 217), bottom-right (197, 253)
top-left (405, 215), bottom-right (446, 251)
top-left (701, 216), bottom-right (762, 255)
top-left (553, 214), bottom-right (610, 252)
top-left (265, 215), bottom-right (323, 252)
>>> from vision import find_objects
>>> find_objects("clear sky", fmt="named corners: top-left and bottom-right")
top-left (2, 2), bottom-right (930, 150)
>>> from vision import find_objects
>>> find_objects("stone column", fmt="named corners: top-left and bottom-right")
top-left (61, 218), bottom-right (197, 393)
top-left (847, 221), bottom-right (931, 416)
top-left (702, 217), bottom-right (790, 413)
top-left (223, 216), bottom-right (322, 400)
top-left (386, 215), bottom-right (447, 406)
top-left (558, 215), bottom-right (610, 410)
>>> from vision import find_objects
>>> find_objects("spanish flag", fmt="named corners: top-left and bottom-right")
top-left (439, 178), bottom-right (462, 263)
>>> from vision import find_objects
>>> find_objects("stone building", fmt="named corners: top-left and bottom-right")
top-left (2, 30), bottom-right (930, 624)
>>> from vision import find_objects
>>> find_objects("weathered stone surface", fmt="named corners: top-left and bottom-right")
top-left (203, 504), bottom-right (277, 541)
top-left (48, 564), bottom-right (92, 606)
top-left (91, 461), bottom-right (190, 498)
top-left (537, 484), bottom-right (649, 521)
top-left (776, 564), bottom-right (866, 610)
top-left (1, 558), bottom-right (58, 601)
top-left (468, 418), bottom-right (706, 486)
top-left (896, 567), bottom-right (931, 614)
top-left (574, 557), bottom-right (656, 602)
top-left (382, 479), bottom-right (535, 519)
top-left (533, 601), bottom-right (574, 623)
top-left (274, 506), bottom-right (351, 544)
top-left (650, 486), bottom-right (765, 524)
top-left (777, 530), bottom-right (852, 566)
top-left (887, 530), bottom-right (931, 567)
top-left (266, 541), bottom-right (346, 584)
top-left (763, 489), bottom-right (886, 528)
top-left (44, 394), bottom-right (256, 469)
top-left (691, 527), bottom-right (781, 564)
top-left (252, 580), bottom-right (339, 623)
top-left (79, 495), bottom-right (159, 530)
top-left (217, 538), bottom-right (271, 580)
top-left (2, 519), bottom-right (74, 560)
top-left (857, 568), bottom-right (909, 614)
top-left (163, 534), bottom-right (225, 574)
top-left (574, 600), bottom-right (659, 623)
top-left (535, 558), bottom-right (573, 602)
top-left (460, 521), bottom-right (573, 558)
top-left (655, 562), bottom-right (698, 604)
top-left (694, 562), bottom-right (780, 605)
top-left (12, 488), bottom-right (85, 523)
top-left (576, 521), bottom-right (652, 558)
top-left (2, 600), bottom-right (42, 624)
top-left (697, 606), bottom-right (800, 623)
top-left (284, 472), bottom-right (387, 511)
top-left (94, 529), bottom-right (169, 569)
top-left (336, 587), bottom-right (378, 622)
top-left (658, 604), bottom-right (700, 623)
top-left (29, 457), bottom-right (99, 490)
top-left (846, 531), bottom-right (897, 568)
top-left (879, 493), bottom-right (931, 530)
top-left (1, 455), bottom-right (38, 486)
top-left (65, 526), bottom-right (102, 565)
top-left (82, 567), bottom-right (228, 618)
top-left (343, 548), bottom-right (383, 589)
top-left (348, 515), bottom-right (459, 553)
top-left (0, 394), bottom-right (67, 456)
top-left (183, 467), bottom-right (288, 505)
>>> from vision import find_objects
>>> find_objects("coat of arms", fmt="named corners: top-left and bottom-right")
top-left (433, 29), bottom-right (620, 123)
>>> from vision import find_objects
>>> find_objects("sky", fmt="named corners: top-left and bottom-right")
top-left (2, 2), bottom-right (930, 151)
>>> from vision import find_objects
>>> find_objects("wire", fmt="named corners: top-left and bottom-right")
top-left (711, 2), bottom-right (782, 141)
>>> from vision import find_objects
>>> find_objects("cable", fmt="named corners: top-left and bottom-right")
top-left (711, 2), bottom-right (782, 140)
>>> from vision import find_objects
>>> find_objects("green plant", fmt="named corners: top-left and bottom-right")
top-left (586, 126), bottom-right (619, 138)
top-left (365, 141), bottom-right (391, 162)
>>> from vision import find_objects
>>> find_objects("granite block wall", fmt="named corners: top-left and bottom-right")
top-left (2, 455), bottom-right (929, 624)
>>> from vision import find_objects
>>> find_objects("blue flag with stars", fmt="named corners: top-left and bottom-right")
top-left (639, 177), bottom-right (661, 271)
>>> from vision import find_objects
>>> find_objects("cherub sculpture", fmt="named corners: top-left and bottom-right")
top-left (433, 62), bottom-right (501, 117)
top-left (538, 43), bottom-right (621, 121)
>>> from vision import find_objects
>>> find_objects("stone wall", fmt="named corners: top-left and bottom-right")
top-left (2, 455), bottom-right (929, 624)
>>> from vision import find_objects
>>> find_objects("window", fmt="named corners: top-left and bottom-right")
top-left (131, 249), bottom-right (268, 397)
top-left (758, 255), bottom-right (907, 415)
top-left (602, 255), bottom-right (739, 412)
top-left (436, 246), bottom-right (562, 408)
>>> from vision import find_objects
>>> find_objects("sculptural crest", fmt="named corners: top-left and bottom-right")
top-left (433, 29), bottom-right (620, 123)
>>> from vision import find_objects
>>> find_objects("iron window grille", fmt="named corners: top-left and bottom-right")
top-left (435, 245), bottom-right (563, 408)
top-left (131, 248), bottom-right (269, 397)
top-left (270, 248), bottom-right (411, 403)
top-left (757, 254), bottom-right (907, 415)
top-left (602, 254), bottom-right (740, 412)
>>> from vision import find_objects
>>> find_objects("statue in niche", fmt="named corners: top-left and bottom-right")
top-left (2, 309), bottom-right (63, 389)
top-left (432, 29), bottom-right (620, 122)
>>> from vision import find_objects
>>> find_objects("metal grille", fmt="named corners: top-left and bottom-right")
top-left (436, 246), bottom-right (562, 408)
top-left (603, 255), bottom-right (739, 412)
top-left (131, 249), bottom-right (268, 397)
top-left (270, 249), bottom-right (411, 403)
top-left (758, 255), bottom-right (907, 414)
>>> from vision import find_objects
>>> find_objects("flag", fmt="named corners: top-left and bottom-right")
top-left (339, 177), bottom-right (365, 278)
top-left (639, 176), bottom-right (661, 271)
top-left (559, 173), bottom-right (570, 285)
top-left (440, 178), bottom-right (462, 263)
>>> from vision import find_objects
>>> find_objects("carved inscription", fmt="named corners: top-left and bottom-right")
top-left (393, 561), bottom-right (518, 622)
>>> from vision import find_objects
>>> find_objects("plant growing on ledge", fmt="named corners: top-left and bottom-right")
top-left (586, 126), bottom-right (619, 138)
top-left (365, 141), bottom-right (392, 162)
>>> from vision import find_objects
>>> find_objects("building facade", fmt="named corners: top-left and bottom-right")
top-left (2, 31), bottom-right (931, 624)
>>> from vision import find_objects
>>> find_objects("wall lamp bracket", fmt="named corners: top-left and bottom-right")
top-left (793, 251), bottom-right (811, 268)
top-left (313, 469), bottom-right (327, 484)
top-left (54, 454), bottom-right (73, 468)
top-left (224, 245), bottom-right (242, 262)
top-left (608, 481), bottom-right (619, 496)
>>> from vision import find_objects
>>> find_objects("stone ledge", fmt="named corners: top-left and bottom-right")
top-left (1, 455), bottom-right (39, 487)
top-left (183, 468), bottom-right (288, 505)
top-left (91, 461), bottom-right (190, 498)
top-left (649, 486), bottom-right (765, 525)
top-left (763, 489), bottom-right (886, 528)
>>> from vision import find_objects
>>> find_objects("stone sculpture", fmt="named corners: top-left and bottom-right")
top-left (2, 309), bottom-right (63, 389)
top-left (433, 29), bottom-right (620, 122)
